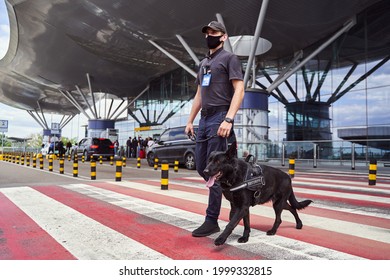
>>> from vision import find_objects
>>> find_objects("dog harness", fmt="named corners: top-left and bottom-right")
top-left (230, 155), bottom-right (266, 204)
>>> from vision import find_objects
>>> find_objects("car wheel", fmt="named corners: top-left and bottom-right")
top-left (147, 152), bottom-right (155, 167)
top-left (84, 151), bottom-right (90, 161)
top-left (185, 152), bottom-right (196, 170)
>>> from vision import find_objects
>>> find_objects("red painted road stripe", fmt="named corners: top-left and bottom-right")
top-left (33, 185), bottom-right (262, 260)
top-left (142, 180), bottom-right (390, 229)
top-left (293, 182), bottom-right (390, 196)
top-left (247, 213), bottom-right (390, 260)
top-left (293, 174), bottom-right (390, 186)
top-left (0, 192), bottom-right (76, 260)
top-left (295, 192), bottom-right (390, 209)
top-left (301, 205), bottom-right (390, 229)
top-left (90, 181), bottom-right (390, 259)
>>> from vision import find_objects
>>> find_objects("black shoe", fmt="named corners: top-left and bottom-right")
top-left (192, 221), bottom-right (220, 237)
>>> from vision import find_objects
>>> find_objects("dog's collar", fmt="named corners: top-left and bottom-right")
top-left (220, 179), bottom-right (233, 187)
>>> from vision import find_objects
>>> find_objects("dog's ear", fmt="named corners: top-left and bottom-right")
top-left (226, 141), bottom-right (237, 159)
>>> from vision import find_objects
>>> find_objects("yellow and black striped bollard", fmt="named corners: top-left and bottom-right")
top-left (32, 154), bottom-right (37, 168)
top-left (99, 155), bottom-right (103, 165)
top-left (91, 158), bottom-right (96, 180)
top-left (26, 154), bottom-right (30, 167)
top-left (161, 160), bottom-right (169, 190)
top-left (289, 157), bottom-right (295, 178)
top-left (110, 156), bottom-right (114, 166)
top-left (137, 157), bottom-right (141, 168)
top-left (39, 154), bottom-right (44, 169)
top-left (154, 157), bottom-right (159, 170)
top-left (73, 154), bottom-right (78, 177)
top-left (21, 154), bottom-right (25, 165)
top-left (59, 156), bottom-right (64, 174)
top-left (174, 160), bottom-right (179, 172)
top-left (369, 159), bottom-right (377, 186)
top-left (115, 160), bottom-right (122, 181)
top-left (122, 157), bottom-right (126, 167)
top-left (49, 155), bottom-right (53, 172)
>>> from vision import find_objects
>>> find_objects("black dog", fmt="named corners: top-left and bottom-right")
top-left (203, 143), bottom-right (312, 246)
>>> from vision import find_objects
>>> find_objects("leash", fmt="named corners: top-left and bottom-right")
top-left (187, 132), bottom-right (219, 143)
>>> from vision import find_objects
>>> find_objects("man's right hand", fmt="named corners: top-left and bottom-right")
top-left (185, 123), bottom-right (194, 138)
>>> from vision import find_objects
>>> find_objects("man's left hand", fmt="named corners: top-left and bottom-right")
top-left (217, 121), bottom-right (232, 138)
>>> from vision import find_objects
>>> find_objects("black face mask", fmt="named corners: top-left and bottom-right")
top-left (206, 35), bottom-right (223, 49)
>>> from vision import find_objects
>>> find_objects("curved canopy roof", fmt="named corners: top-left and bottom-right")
top-left (0, 0), bottom-right (389, 115)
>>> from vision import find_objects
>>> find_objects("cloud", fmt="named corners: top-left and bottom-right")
top-left (0, 103), bottom-right (89, 139)
top-left (0, 103), bottom-right (42, 137)
top-left (0, 24), bottom-right (10, 58)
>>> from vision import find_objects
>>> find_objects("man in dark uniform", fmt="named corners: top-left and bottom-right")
top-left (126, 137), bottom-right (132, 158)
top-left (185, 21), bottom-right (245, 237)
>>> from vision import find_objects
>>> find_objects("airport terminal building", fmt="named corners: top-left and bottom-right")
top-left (0, 0), bottom-right (389, 164)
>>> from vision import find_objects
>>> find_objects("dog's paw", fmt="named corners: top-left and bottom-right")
top-left (266, 230), bottom-right (276, 235)
top-left (296, 223), bottom-right (303, 230)
top-left (237, 236), bottom-right (249, 243)
top-left (214, 236), bottom-right (226, 246)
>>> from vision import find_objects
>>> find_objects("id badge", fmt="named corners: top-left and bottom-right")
top-left (202, 73), bottom-right (211, 87)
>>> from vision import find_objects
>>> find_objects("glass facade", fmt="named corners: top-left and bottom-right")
top-left (115, 67), bottom-right (199, 148)
top-left (267, 60), bottom-right (390, 144)
top-left (262, 59), bottom-right (390, 163)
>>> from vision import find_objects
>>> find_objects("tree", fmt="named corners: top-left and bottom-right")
top-left (27, 133), bottom-right (43, 148)
top-left (0, 133), bottom-right (11, 147)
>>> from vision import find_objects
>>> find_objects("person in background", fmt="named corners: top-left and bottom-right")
top-left (114, 139), bottom-right (119, 155)
top-left (66, 141), bottom-right (72, 155)
top-left (126, 137), bottom-right (132, 158)
top-left (131, 136), bottom-right (138, 158)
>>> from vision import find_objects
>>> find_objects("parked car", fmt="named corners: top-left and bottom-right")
top-left (72, 137), bottom-right (115, 161)
top-left (147, 126), bottom-right (198, 170)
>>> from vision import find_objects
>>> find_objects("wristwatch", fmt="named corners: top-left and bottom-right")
top-left (224, 117), bottom-right (234, 124)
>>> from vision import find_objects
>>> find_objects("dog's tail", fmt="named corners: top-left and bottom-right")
top-left (288, 191), bottom-right (313, 210)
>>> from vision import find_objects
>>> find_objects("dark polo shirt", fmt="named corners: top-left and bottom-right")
top-left (196, 48), bottom-right (243, 110)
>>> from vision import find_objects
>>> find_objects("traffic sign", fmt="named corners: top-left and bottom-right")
top-left (0, 119), bottom-right (8, 132)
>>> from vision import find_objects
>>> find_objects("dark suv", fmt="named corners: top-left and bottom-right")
top-left (147, 126), bottom-right (197, 170)
top-left (72, 137), bottom-right (115, 160)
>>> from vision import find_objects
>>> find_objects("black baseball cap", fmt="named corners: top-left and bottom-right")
top-left (201, 21), bottom-right (226, 34)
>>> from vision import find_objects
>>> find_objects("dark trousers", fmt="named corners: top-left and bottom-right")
top-left (126, 146), bottom-right (131, 158)
top-left (195, 111), bottom-right (233, 223)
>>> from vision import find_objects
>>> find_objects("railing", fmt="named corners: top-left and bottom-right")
top-left (0, 147), bottom-right (41, 154)
top-left (239, 139), bottom-right (390, 168)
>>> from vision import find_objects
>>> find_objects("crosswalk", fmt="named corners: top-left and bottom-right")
top-left (1, 172), bottom-right (389, 260)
